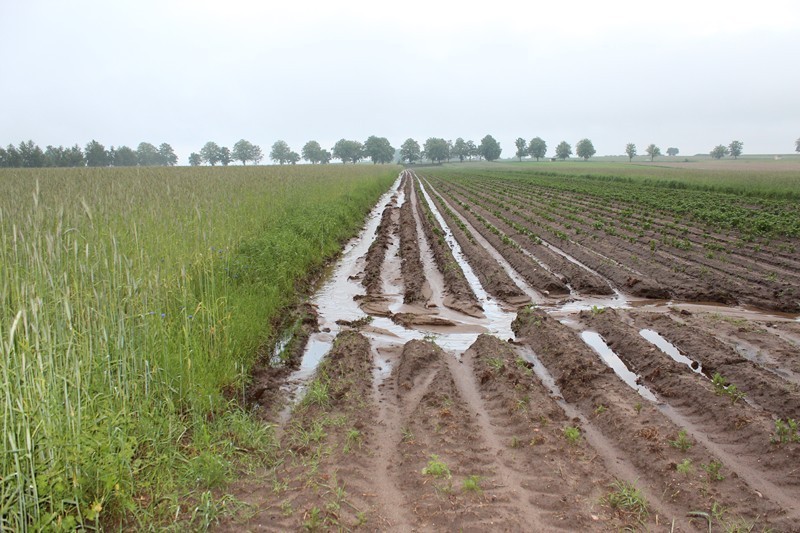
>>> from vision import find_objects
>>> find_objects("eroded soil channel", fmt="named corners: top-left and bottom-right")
top-left (220, 170), bottom-right (800, 532)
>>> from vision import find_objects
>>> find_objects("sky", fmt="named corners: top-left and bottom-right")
top-left (2, 0), bottom-right (799, 162)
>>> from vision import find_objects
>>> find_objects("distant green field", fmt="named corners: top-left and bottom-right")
top-left (432, 158), bottom-right (800, 199)
top-left (0, 164), bottom-right (398, 528)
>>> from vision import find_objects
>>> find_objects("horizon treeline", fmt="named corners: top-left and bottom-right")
top-left (0, 140), bottom-right (178, 168)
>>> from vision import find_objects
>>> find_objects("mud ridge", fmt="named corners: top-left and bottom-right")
top-left (361, 199), bottom-right (396, 296)
top-left (398, 173), bottom-right (427, 304)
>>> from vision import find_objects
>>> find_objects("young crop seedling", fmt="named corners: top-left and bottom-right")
top-left (594, 404), bottom-right (608, 415)
top-left (563, 426), bottom-right (581, 445)
top-left (422, 455), bottom-right (452, 479)
top-left (462, 475), bottom-right (482, 493)
top-left (343, 428), bottom-right (362, 453)
top-left (676, 459), bottom-right (693, 475)
top-left (486, 357), bottom-right (505, 373)
top-left (702, 460), bottom-right (725, 482)
top-left (771, 418), bottom-right (800, 444)
top-left (669, 429), bottom-right (693, 452)
top-left (711, 372), bottom-right (746, 405)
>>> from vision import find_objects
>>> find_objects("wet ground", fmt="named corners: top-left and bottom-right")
top-left (219, 170), bottom-right (800, 532)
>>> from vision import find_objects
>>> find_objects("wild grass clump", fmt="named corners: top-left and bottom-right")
top-left (0, 164), bottom-right (397, 528)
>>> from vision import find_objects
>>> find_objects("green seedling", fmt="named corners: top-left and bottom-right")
top-left (604, 479), bottom-right (649, 522)
top-left (462, 475), bottom-right (482, 493)
top-left (669, 429), bottom-right (693, 452)
top-left (487, 357), bottom-right (505, 372)
top-left (771, 418), bottom-right (799, 444)
top-left (421, 455), bottom-right (451, 479)
top-left (676, 459), bottom-right (693, 475)
top-left (563, 426), bottom-right (581, 445)
top-left (702, 460), bottom-right (725, 482)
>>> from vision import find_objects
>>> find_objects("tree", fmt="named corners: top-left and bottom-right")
top-left (200, 142), bottom-right (222, 166)
top-left (17, 140), bottom-right (45, 167)
top-left (159, 143), bottom-right (178, 166)
top-left (64, 144), bottom-right (84, 167)
top-left (269, 140), bottom-right (292, 164)
top-left (219, 147), bottom-right (232, 166)
top-left (400, 138), bottom-right (421, 164)
top-left (478, 135), bottom-right (502, 161)
top-left (728, 140), bottom-right (743, 160)
top-left (625, 143), bottom-right (637, 162)
top-left (666, 147), bottom-right (679, 156)
top-left (466, 140), bottom-right (478, 161)
top-left (710, 145), bottom-right (729, 159)
top-left (302, 140), bottom-right (325, 164)
top-left (645, 144), bottom-right (661, 161)
top-left (796, 138), bottom-right (800, 153)
top-left (528, 137), bottom-right (547, 161)
top-left (287, 151), bottom-right (300, 165)
top-left (423, 137), bottom-right (449, 163)
top-left (232, 139), bottom-right (262, 165)
top-left (576, 138), bottom-right (596, 160)
top-left (451, 138), bottom-right (468, 162)
top-left (137, 142), bottom-right (161, 166)
top-left (188, 152), bottom-right (203, 166)
top-left (332, 139), bottom-right (363, 164)
top-left (446, 140), bottom-right (454, 162)
top-left (555, 141), bottom-right (572, 160)
top-left (514, 138), bottom-right (528, 161)
top-left (85, 140), bottom-right (110, 167)
top-left (114, 145), bottom-right (138, 166)
top-left (363, 136), bottom-right (395, 164)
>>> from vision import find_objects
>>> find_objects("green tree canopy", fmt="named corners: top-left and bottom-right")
top-left (219, 146), bottom-right (232, 166)
top-left (710, 145), bottom-right (729, 159)
top-left (452, 138), bottom-right (469, 162)
top-left (302, 140), bottom-right (326, 164)
top-left (625, 143), bottom-right (637, 162)
top-left (514, 137), bottom-right (528, 161)
top-left (478, 135), bottom-right (502, 161)
top-left (576, 138), bottom-right (596, 160)
top-left (466, 140), bottom-right (478, 160)
top-left (555, 141), bottom-right (571, 160)
top-left (85, 140), bottom-right (110, 167)
top-left (332, 139), bottom-right (363, 164)
top-left (188, 152), bottom-right (202, 166)
top-left (114, 146), bottom-right (138, 166)
top-left (400, 138), bottom-right (421, 164)
top-left (270, 140), bottom-right (293, 164)
top-left (795, 138), bottom-right (800, 152)
top-left (645, 144), bottom-right (661, 161)
top-left (159, 143), bottom-right (178, 166)
top-left (232, 139), bottom-right (262, 165)
top-left (666, 147), bottom-right (679, 156)
top-left (423, 138), bottom-right (449, 163)
top-left (363, 136), bottom-right (395, 164)
top-left (18, 140), bottom-right (45, 167)
top-left (137, 142), bottom-right (161, 166)
top-left (728, 140), bottom-right (743, 159)
top-left (528, 137), bottom-right (546, 161)
top-left (199, 142), bottom-right (222, 165)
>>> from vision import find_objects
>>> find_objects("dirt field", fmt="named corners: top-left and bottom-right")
top-left (217, 170), bottom-right (800, 531)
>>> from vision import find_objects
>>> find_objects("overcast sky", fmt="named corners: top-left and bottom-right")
top-left (2, 0), bottom-right (799, 162)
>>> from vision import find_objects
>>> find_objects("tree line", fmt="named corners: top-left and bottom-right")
top-left (0, 140), bottom-right (178, 168)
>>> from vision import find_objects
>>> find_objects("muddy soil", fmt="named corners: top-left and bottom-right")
top-left (425, 186), bottom-right (531, 306)
top-left (398, 175), bottom-right (428, 304)
top-left (361, 199), bottom-right (395, 296)
top-left (412, 178), bottom-right (483, 317)
top-left (512, 307), bottom-right (793, 530)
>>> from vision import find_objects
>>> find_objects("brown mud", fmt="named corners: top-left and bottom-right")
top-left (398, 174), bottom-right (428, 305)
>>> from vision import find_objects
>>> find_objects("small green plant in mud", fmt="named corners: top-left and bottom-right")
top-left (594, 404), bottom-right (608, 415)
top-left (702, 460), bottom-right (725, 482)
top-left (348, 315), bottom-right (374, 329)
top-left (590, 305), bottom-right (605, 315)
top-left (669, 429), bottom-right (693, 452)
top-left (401, 427), bottom-right (415, 443)
top-left (510, 436), bottom-right (521, 448)
top-left (633, 402), bottom-right (643, 415)
top-left (515, 357), bottom-right (533, 375)
top-left (604, 479), bottom-right (649, 522)
top-left (771, 418), bottom-right (800, 444)
top-left (344, 428), bottom-right (362, 453)
top-left (487, 357), bottom-right (505, 373)
top-left (355, 511), bottom-right (368, 526)
top-left (462, 475), bottom-right (482, 493)
top-left (281, 500), bottom-right (294, 516)
top-left (302, 378), bottom-right (330, 408)
top-left (422, 455), bottom-right (452, 479)
top-left (712, 373), bottom-right (747, 405)
top-left (303, 506), bottom-right (324, 531)
top-left (563, 426), bottom-right (581, 445)
top-left (676, 459), bottom-right (693, 475)
top-left (423, 332), bottom-right (439, 343)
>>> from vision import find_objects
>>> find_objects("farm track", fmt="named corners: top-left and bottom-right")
top-left (218, 170), bottom-right (800, 532)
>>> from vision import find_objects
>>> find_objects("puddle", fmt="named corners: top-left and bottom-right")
top-left (515, 345), bottom-right (564, 400)
top-left (580, 331), bottom-right (658, 402)
top-left (730, 338), bottom-right (800, 386)
top-left (639, 329), bottom-right (705, 376)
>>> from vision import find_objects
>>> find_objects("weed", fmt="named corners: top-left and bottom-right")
top-left (421, 455), bottom-right (452, 479)
top-left (634, 402), bottom-right (643, 415)
top-left (510, 436), bottom-right (521, 448)
top-left (676, 459), bottom-right (693, 475)
top-left (590, 305), bottom-right (605, 315)
top-left (712, 373), bottom-right (746, 405)
top-left (770, 418), bottom-right (799, 444)
top-left (344, 428), bottom-right (362, 453)
top-left (486, 357), bottom-right (505, 372)
top-left (281, 501), bottom-right (294, 516)
top-left (303, 506), bottom-right (323, 531)
top-left (594, 404), bottom-right (608, 415)
top-left (604, 479), bottom-right (649, 522)
top-left (401, 427), bottom-right (414, 443)
top-left (563, 426), bottom-right (581, 445)
top-left (462, 475), bottom-right (482, 493)
top-left (669, 429), bottom-right (693, 452)
top-left (302, 378), bottom-right (330, 408)
top-left (702, 460), bottom-right (725, 482)
top-left (355, 511), bottom-right (368, 526)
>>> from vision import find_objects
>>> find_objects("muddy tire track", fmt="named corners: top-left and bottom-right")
top-left (398, 173), bottom-right (427, 305)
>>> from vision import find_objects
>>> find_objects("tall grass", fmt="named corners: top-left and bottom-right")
top-left (0, 164), bottom-right (398, 528)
